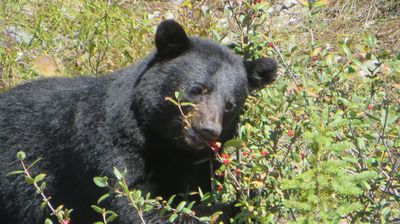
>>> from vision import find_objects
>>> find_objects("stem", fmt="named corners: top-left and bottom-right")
top-left (216, 154), bottom-right (241, 189)
top-left (379, 90), bottom-right (389, 145)
top-left (122, 178), bottom-right (146, 224)
top-left (271, 43), bottom-right (300, 86)
top-left (209, 153), bottom-right (215, 193)
top-left (20, 161), bottom-right (58, 219)
top-left (102, 209), bottom-right (108, 224)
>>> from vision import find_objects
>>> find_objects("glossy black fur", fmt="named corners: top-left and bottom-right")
top-left (0, 20), bottom-right (277, 223)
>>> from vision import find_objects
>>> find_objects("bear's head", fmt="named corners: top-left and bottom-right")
top-left (135, 20), bottom-right (277, 152)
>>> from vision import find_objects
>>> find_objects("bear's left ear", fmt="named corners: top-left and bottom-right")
top-left (244, 57), bottom-right (278, 91)
top-left (155, 20), bottom-right (190, 58)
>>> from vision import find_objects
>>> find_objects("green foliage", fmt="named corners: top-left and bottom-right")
top-left (222, 0), bottom-right (272, 59)
top-left (210, 2), bottom-right (399, 223)
top-left (4, 0), bottom-right (399, 223)
top-left (10, 151), bottom-right (72, 224)
top-left (92, 167), bottom-right (207, 223)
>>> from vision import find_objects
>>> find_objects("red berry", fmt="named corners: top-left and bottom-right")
top-left (223, 159), bottom-right (230, 165)
top-left (217, 185), bottom-right (223, 192)
top-left (261, 151), bottom-right (269, 156)
top-left (220, 153), bottom-right (229, 159)
top-left (242, 151), bottom-right (248, 157)
top-left (311, 56), bottom-right (318, 62)
top-left (267, 42), bottom-right (274, 48)
top-left (209, 141), bottom-right (221, 152)
top-left (367, 104), bottom-right (373, 110)
top-left (288, 129), bottom-right (294, 137)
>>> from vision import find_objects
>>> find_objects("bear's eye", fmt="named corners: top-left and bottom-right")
top-left (225, 102), bottom-right (235, 112)
top-left (190, 84), bottom-right (209, 95)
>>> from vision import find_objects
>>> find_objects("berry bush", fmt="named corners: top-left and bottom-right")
top-left (2, 0), bottom-right (399, 223)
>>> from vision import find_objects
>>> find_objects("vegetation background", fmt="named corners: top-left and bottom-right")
top-left (1, 0), bottom-right (399, 223)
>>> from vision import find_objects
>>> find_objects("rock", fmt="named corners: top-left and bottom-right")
top-left (32, 55), bottom-right (64, 77)
top-left (283, 0), bottom-right (299, 9)
top-left (4, 26), bottom-right (33, 45)
top-left (148, 11), bottom-right (160, 20)
top-left (164, 11), bottom-right (175, 20)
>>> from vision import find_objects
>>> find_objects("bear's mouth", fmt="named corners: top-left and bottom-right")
top-left (184, 128), bottom-right (213, 150)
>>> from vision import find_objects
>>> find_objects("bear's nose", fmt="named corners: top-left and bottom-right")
top-left (197, 123), bottom-right (222, 141)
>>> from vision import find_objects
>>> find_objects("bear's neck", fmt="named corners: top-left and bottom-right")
top-left (144, 136), bottom-right (212, 200)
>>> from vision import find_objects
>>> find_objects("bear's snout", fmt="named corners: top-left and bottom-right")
top-left (195, 121), bottom-right (222, 141)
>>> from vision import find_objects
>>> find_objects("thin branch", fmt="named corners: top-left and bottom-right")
top-left (270, 43), bottom-right (300, 86)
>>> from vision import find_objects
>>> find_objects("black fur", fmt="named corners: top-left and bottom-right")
top-left (0, 20), bottom-right (277, 223)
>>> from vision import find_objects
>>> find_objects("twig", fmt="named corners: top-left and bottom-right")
top-left (209, 153), bottom-right (215, 193)
top-left (102, 209), bottom-right (108, 224)
top-left (270, 43), bottom-right (300, 86)
top-left (215, 154), bottom-right (241, 189)
top-left (21, 161), bottom-right (56, 214)
top-left (121, 178), bottom-right (146, 224)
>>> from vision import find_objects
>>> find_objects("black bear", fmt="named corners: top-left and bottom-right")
top-left (0, 20), bottom-right (277, 223)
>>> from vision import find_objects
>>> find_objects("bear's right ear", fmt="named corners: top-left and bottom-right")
top-left (155, 20), bottom-right (189, 58)
top-left (244, 57), bottom-right (278, 91)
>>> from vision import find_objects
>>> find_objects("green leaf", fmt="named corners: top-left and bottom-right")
top-left (44, 218), bottom-right (53, 224)
top-left (55, 205), bottom-right (64, 213)
top-left (168, 213), bottom-right (178, 223)
top-left (182, 208), bottom-right (192, 214)
top-left (25, 176), bottom-right (34, 185)
top-left (198, 187), bottom-right (204, 199)
top-left (17, 151), bottom-right (26, 161)
top-left (363, 133), bottom-right (375, 140)
top-left (200, 192), bottom-right (211, 202)
top-left (174, 91), bottom-right (183, 101)
top-left (93, 176), bottom-right (108, 188)
top-left (160, 208), bottom-right (168, 216)
top-left (290, 45), bottom-right (298, 53)
top-left (223, 139), bottom-right (242, 147)
top-left (176, 201), bottom-right (186, 212)
top-left (329, 118), bottom-right (348, 128)
top-left (40, 182), bottom-right (46, 191)
top-left (187, 201), bottom-right (196, 210)
top-left (28, 157), bottom-right (42, 169)
top-left (167, 195), bottom-right (176, 205)
top-left (144, 204), bottom-right (154, 212)
top-left (113, 167), bottom-right (124, 180)
top-left (346, 66), bottom-right (356, 73)
top-left (364, 33), bottom-right (377, 49)
top-left (341, 44), bottom-right (352, 58)
top-left (118, 180), bottom-right (129, 194)
top-left (199, 216), bottom-right (211, 222)
top-left (210, 211), bottom-right (224, 223)
top-left (7, 170), bottom-right (24, 176)
top-left (41, 201), bottom-right (47, 209)
top-left (352, 58), bottom-right (368, 72)
top-left (34, 174), bottom-right (46, 183)
top-left (97, 193), bottom-right (110, 204)
top-left (65, 209), bottom-right (73, 219)
top-left (105, 210), bottom-right (118, 216)
top-left (91, 205), bottom-right (103, 213)
top-left (107, 213), bottom-right (118, 222)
